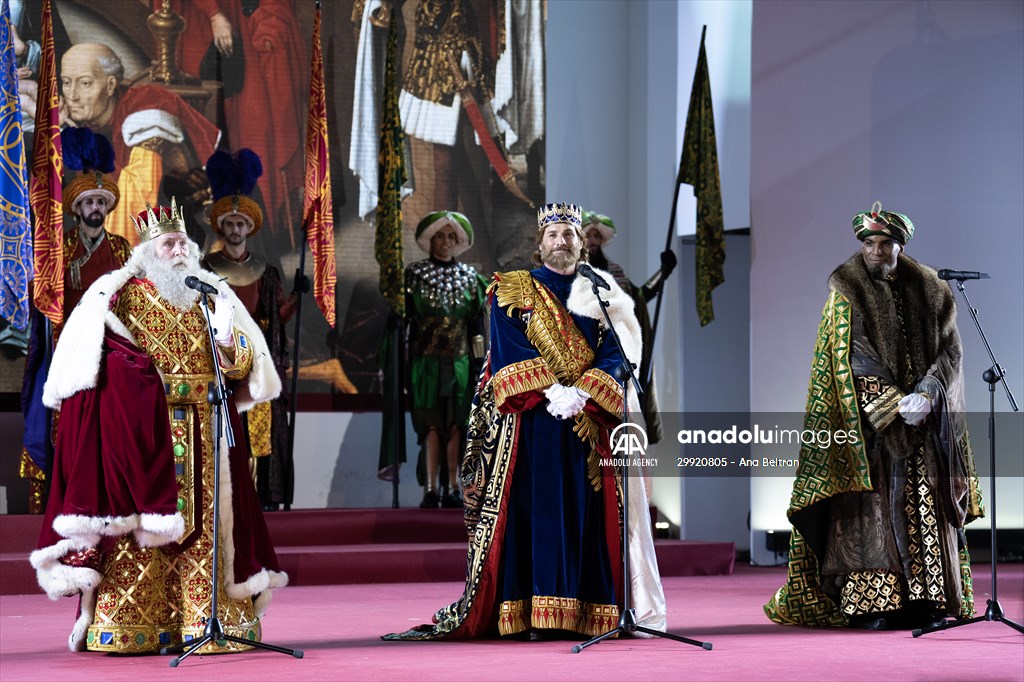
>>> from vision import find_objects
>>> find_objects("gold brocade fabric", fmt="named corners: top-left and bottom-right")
top-left (841, 570), bottom-right (903, 615)
top-left (19, 451), bottom-right (46, 514)
top-left (766, 285), bottom-right (978, 627)
top-left (903, 445), bottom-right (946, 605)
top-left (498, 596), bottom-right (619, 637)
top-left (403, 0), bottom-right (493, 105)
top-left (764, 292), bottom-right (878, 627)
top-left (490, 270), bottom-right (618, 490)
top-left (855, 375), bottom-right (902, 430)
top-left (836, 443), bottom-right (950, 618)
top-left (679, 38), bottom-right (725, 327)
top-left (247, 401), bottom-right (272, 458)
top-left (86, 281), bottom-right (257, 653)
top-left (491, 357), bottom-right (557, 409)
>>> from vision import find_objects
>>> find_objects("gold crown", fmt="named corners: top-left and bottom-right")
top-left (131, 198), bottom-right (187, 243)
top-left (537, 202), bottom-right (582, 230)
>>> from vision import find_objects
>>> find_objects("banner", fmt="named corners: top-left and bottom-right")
top-left (28, 0), bottom-right (62, 326)
top-left (680, 30), bottom-right (724, 327)
top-left (0, 0), bottom-right (32, 330)
top-left (302, 2), bottom-right (337, 328)
top-left (374, 11), bottom-right (406, 318)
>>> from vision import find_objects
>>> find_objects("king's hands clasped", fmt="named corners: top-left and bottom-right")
top-left (544, 383), bottom-right (590, 420)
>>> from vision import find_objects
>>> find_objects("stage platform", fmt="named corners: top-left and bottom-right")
top-left (2, 565), bottom-right (1021, 681)
top-left (1, 509), bottom-right (734, 595)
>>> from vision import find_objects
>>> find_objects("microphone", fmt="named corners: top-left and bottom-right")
top-left (184, 275), bottom-right (220, 295)
top-left (577, 263), bottom-right (610, 290)
top-left (937, 269), bottom-right (990, 281)
top-left (577, 262), bottom-right (606, 288)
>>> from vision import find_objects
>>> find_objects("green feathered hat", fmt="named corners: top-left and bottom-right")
top-left (415, 211), bottom-right (474, 257)
top-left (581, 210), bottom-right (617, 246)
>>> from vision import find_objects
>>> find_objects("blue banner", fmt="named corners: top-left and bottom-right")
top-left (0, 0), bottom-right (32, 331)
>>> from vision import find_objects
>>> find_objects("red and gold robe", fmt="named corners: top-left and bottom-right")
top-left (31, 263), bottom-right (284, 653)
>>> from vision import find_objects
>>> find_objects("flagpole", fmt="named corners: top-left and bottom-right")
top-left (390, 315), bottom-right (403, 508)
top-left (646, 25), bottom-right (706, 389)
top-left (373, 8), bottom-right (407, 507)
top-left (41, 316), bottom-right (54, 506)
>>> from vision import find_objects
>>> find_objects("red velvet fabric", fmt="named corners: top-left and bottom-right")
top-left (109, 85), bottom-right (220, 174)
top-left (37, 328), bottom-right (281, 584)
top-left (37, 331), bottom-right (177, 552)
top-left (224, 392), bottom-right (282, 581)
top-left (62, 237), bottom-right (129, 319)
top-left (168, 0), bottom-right (306, 222)
top-left (499, 388), bottom-right (544, 414)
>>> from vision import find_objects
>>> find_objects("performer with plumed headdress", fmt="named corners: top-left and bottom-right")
top-left (19, 128), bottom-right (133, 513)
top-left (202, 149), bottom-right (304, 510)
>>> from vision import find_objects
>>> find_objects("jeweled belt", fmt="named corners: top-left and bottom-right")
top-left (164, 372), bottom-right (216, 405)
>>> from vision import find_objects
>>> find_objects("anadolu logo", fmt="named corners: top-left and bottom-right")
top-left (610, 422), bottom-right (648, 457)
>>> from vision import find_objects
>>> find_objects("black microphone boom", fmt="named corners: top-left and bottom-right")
top-left (185, 275), bottom-right (219, 295)
top-left (577, 263), bottom-right (610, 290)
top-left (937, 269), bottom-right (990, 281)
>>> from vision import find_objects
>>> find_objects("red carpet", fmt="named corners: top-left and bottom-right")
top-left (1, 510), bottom-right (734, 595)
top-left (1, 564), bottom-right (1021, 681)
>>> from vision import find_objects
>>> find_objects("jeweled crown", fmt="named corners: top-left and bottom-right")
top-left (537, 202), bottom-right (582, 230)
top-left (131, 198), bottom-right (187, 243)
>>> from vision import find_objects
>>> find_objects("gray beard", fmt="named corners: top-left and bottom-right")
top-left (142, 256), bottom-right (202, 310)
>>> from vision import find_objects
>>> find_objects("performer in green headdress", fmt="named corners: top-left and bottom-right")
top-left (405, 211), bottom-right (488, 508)
top-left (765, 202), bottom-right (983, 630)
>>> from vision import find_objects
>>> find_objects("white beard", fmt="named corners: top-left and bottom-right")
top-left (139, 251), bottom-right (202, 310)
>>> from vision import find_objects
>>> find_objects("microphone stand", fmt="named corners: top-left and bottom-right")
top-left (913, 279), bottom-right (1022, 637)
top-left (391, 312), bottom-right (405, 508)
top-left (161, 289), bottom-right (304, 665)
top-left (571, 274), bottom-right (712, 654)
top-left (286, 213), bottom-right (314, 513)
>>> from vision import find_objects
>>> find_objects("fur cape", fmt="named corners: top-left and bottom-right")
top-left (765, 252), bottom-right (982, 627)
top-left (829, 252), bottom-right (959, 387)
top-left (42, 252), bottom-right (280, 411)
top-left (566, 265), bottom-right (644, 415)
top-left (33, 253), bottom-right (285, 650)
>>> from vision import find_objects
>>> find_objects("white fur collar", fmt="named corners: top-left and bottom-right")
top-left (566, 265), bottom-right (643, 375)
top-left (43, 260), bottom-right (279, 411)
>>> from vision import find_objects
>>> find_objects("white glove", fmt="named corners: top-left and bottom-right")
top-left (544, 384), bottom-right (590, 420)
top-left (209, 290), bottom-right (235, 347)
top-left (898, 392), bottom-right (931, 426)
top-left (570, 387), bottom-right (590, 415)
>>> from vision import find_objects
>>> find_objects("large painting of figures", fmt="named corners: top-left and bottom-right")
top-left (0, 0), bottom-right (546, 402)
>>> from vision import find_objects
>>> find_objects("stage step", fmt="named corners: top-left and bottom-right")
top-left (1, 511), bottom-right (734, 595)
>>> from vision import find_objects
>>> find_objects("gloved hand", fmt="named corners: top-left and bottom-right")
top-left (570, 386), bottom-right (591, 416)
top-left (898, 392), bottom-right (932, 426)
top-left (209, 290), bottom-right (235, 347)
top-left (661, 249), bottom-right (678, 279)
top-left (293, 273), bottom-right (312, 295)
top-left (544, 384), bottom-right (589, 420)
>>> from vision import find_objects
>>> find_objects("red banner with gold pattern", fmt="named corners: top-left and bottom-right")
top-left (28, 0), bottom-right (63, 326)
top-left (302, 3), bottom-right (336, 328)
